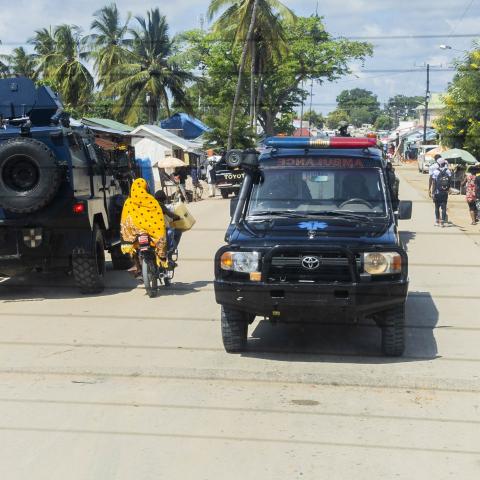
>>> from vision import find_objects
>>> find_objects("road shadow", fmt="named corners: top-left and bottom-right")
top-left (0, 262), bottom-right (138, 301)
top-left (399, 230), bottom-right (416, 250)
top-left (150, 280), bottom-right (213, 297)
top-left (242, 290), bottom-right (438, 364)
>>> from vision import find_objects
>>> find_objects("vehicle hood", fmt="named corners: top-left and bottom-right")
top-left (226, 217), bottom-right (398, 248)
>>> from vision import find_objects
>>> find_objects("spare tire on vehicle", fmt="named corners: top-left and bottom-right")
top-left (0, 137), bottom-right (62, 214)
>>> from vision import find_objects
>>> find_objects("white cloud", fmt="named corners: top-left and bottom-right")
top-left (0, 0), bottom-right (478, 113)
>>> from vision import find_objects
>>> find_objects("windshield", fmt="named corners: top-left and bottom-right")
top-left (247, 167), bottom-right (387, 217)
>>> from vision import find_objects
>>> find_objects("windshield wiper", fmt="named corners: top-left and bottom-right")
top-left (306, 211), bottom-right (376, 223)
top-left (249, 210), bottom-right (305, 219)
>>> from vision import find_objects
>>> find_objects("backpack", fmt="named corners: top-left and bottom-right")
top-left (436, 169), bottom-right (451, 193)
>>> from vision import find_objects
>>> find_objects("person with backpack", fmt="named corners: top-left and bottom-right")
top-left (430, 158), bottom-right (452, 227)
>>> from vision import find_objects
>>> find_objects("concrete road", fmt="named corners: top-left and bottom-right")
top-left (1, 170), bottom-right (480, 479)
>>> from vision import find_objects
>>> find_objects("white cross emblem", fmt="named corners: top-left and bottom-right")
top-left (23, 229), bottom-right (42, 248)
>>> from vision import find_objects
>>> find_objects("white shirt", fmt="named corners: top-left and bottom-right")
top-left (429, 160), bottom-right (449, 176)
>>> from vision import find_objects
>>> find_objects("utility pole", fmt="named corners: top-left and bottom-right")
top-left (423, 63), bottom-right (430, 144)
top-left (308, 79), bottom-right (314, 136)
top-left (299, 80), bottom-right (305, 135)
top-left (146, 92), bottom-right (153, 124)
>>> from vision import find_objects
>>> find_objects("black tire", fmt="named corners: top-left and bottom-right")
top-left (110, 245), bottom-right (133, 270)
top-left (72, 227), bottom-right (106, 294)
top-left (0, 137), bottom-right (61, 214)
top-left (221, 189), bottom-right (229, 199)
top-left (142, 257), bottom-right (158, 298)
top-left (221, 306), bottom-right (248, 353)
top-left (381, 305), bottom-right (406, 357)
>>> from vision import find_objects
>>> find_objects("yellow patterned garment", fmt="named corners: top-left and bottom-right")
top-left (120, 178), bottom-right (167, 259)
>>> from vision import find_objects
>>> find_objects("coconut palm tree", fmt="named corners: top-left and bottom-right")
top-left (0, 47), bottom-right (37, 79)
top-left (207, 0), bottom-right (296, 148)
top-left (86, 3), bottom-right (131, 87)
top-left (50, 25), bottom-right (94, 108)
top-left (106, 8), bottom-right (194, 125)
top-left (29, 27), bottom-right (57, 78)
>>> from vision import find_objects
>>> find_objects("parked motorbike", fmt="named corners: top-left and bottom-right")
top-left (137, 234), bottom-right (176, 298)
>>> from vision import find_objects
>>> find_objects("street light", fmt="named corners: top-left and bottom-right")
top-left (439, 44), bottom-right (466, 53)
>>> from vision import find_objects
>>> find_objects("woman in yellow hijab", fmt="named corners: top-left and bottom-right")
top-left (121, 178), bottom-right (167, 265)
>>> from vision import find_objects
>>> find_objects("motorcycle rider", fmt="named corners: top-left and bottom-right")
top-left (121, 178), bottom-right (168, 276)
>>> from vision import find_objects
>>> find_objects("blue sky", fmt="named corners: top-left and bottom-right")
top-left (0, 0), bottom-right (479, 114)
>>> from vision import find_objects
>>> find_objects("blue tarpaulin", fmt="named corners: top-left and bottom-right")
top-left (160, 113), bottom-right (210, 140)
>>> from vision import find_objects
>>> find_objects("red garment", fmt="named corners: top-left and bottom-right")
top-left (465, 173), bottom-right (477, 203)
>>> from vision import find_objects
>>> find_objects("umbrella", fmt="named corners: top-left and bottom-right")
top-left (154, 157), bottom-right (186, 169)
top-left (441, 148), bottom-right (478, 165)
top-left (425, 146), bottom-right (446, 158)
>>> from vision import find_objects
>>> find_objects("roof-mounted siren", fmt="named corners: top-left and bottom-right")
top-left (264, 136), bottom-right (378, 149)
top-left (225, 148), bottom-right (259, 168)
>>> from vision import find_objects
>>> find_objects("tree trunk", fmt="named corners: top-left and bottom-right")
top-left (256, 73), bottom-right (263, 132)
top-left (250, 40), bottom-right (256, 129)
top-left (264, 110), bottom-right (275, 137)
top-left (227, 0), bottom-right (258, 151)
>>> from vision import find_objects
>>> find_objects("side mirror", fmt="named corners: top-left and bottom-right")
top-left (398, 200), bottom-right (412, 220)
top-left (230, 196), bottom-right (239, 217)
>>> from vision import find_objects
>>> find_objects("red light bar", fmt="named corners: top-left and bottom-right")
top-left (265, 136), bottom-right (378, 149)
top-left (318, 137), bottom-right (378, 149)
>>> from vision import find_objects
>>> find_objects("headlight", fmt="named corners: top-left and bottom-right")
top-left (363, 252), bottom-right (402, 275)
top-left (221, 251), bottom-right (260, 273)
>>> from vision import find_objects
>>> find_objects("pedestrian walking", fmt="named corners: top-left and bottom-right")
top-left (461, 166), bottom-right (478, 225)
top-left (206, 155), bottom-right (219, 198)
top-left (430, 158), bottom-right (452, 227)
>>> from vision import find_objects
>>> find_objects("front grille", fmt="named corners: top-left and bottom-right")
top-left (267, 252), bottom-right (356, 284)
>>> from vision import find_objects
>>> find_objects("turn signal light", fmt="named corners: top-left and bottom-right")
top-left (72, 202), bottom-right (86, 214)
top-left (220, 252), bottom-right (234, 270)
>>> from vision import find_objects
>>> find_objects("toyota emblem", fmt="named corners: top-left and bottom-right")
top-left (302, 256), bottom-right (320, 270)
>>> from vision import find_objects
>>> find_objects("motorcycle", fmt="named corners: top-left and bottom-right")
top-left (137, 234), bottom-right (176, 298)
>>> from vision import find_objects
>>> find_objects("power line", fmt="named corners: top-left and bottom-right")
top-left (448, 0), bottom-right (477, 37)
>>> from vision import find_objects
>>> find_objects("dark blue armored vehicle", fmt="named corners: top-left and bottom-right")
top-left (214, 137), bottom-right (412, 356)
top-left (0, 77), bottom-right (132, 293)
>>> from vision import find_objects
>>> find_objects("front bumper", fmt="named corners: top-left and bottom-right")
top-left (215, 279), bottom-right (408, 320)
top-left (214, 243), bottom-right (409, 321)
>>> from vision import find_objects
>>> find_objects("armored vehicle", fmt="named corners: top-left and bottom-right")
top-left (214, 137), bottom-right (412, 356)
top-left (0, 77), bottom-right (133, 293)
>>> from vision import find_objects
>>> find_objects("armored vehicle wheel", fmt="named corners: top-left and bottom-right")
top-left (110, 245), bottom-right (133, 270)
top-left (0, 137), bottom-right (61, 214)
top-left (72, 227), bottom-right (106, 294)
top-left (381, 305), bottom-right (405, 357)
top-left (221, 306), bottom-right (248, 353)
top-left (221, 190), bottom-right (229, 199)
